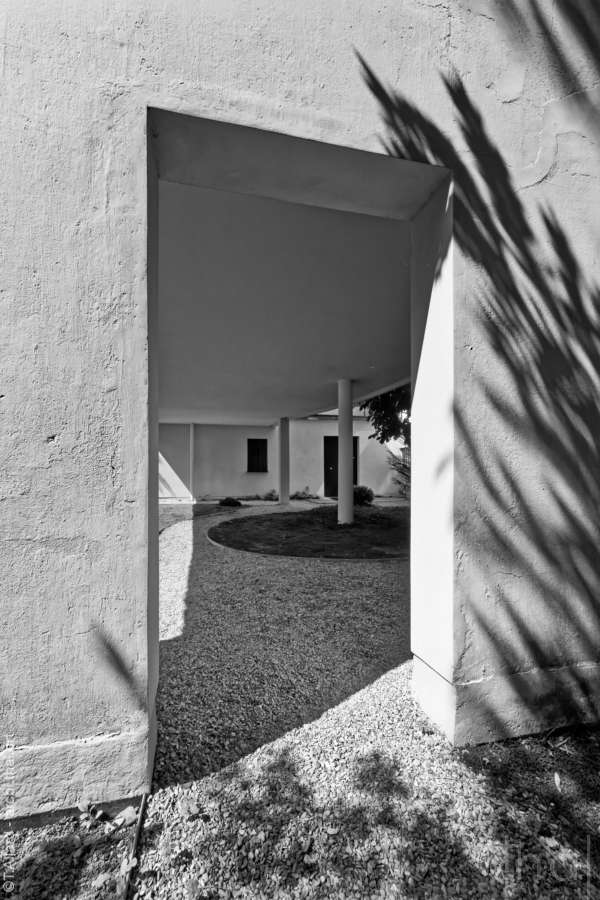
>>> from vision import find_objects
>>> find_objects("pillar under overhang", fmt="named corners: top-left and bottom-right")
top-left (278, 417), bottom-right (290, 505)
top-left (337, 379), bottom-right (354, 525)
top-left (410, 183), bottom-right (600, 745)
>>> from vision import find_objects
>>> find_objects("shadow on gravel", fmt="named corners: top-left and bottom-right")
top-left (154, 513), bottom-right (410, 791)
top-left (8, 825), bottom-right (132, 900)
top-left (139, 740), bottom-right (598, 897)
top-left (457, 725), bottom-right (600, 895)
top-left (9, 834), bottom-right (87, 900)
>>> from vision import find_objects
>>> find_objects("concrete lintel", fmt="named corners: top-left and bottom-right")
top-left (149, 108), bottom-right (449, 222)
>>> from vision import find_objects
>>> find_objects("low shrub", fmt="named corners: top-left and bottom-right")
top-left (219, 496), bottom-right (243, 507)
top-left (290, 486), bottom-right (318, 500)
top-left (353, 485), bottom-right (374, 506)
top-left (262, 489), bottom-right (279, 501)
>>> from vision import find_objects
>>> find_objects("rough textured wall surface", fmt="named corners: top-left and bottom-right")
top-left (1, 0), bottom-right (599, 813)
top-left (0, 0), bottom-right (452, 817)
top-left (448, 4), bottom-right (600, 741)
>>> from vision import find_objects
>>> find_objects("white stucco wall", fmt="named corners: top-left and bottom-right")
top-left (194, 425), bottom-right (277, 498)
top-left (158, 418), bottom-right (398, 501)
top-left (289, 418), bottom-right (397, 498)
top-left (3, 0), bottom-right (599, 815)
top-left (159, 424), bottom-right (192, 500)
top-left (410, 187), bottom-right (456, 734)
top-left (410, 185), bottom-right (455, 680)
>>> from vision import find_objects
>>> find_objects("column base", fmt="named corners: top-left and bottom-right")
top-left (1, 715), bottom-right (156, 820)
top-left (413, 655), bottom-right (600, 746)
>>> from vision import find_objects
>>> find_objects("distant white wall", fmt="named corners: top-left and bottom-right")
top-left (159, 424), bottom-right (192, 500)
top-left (290, 417), bottom-right (397, 497)
top-left (194, 425), bottom-right (276, 498)
top-left (159, 418), bottom-right (399, 500)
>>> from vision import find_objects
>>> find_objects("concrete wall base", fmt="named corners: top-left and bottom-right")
top-left (0, 722), bottom-right (155, 820)
top-left (413, 655), bottom-right (600, 746)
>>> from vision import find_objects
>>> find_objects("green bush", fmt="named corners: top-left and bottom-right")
top-left (353, 485), bottom-right (374, 506)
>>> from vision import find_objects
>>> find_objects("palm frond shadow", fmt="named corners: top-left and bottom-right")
top-left (359, 45), bottom-right (600, 739)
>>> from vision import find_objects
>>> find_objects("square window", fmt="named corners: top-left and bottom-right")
top-left (247, 438), bottom-right (268, 473)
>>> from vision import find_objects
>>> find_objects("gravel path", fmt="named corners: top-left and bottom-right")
top-left (138, 671), bottom-right (600, 900)
top-left (154, 501), bottom-right (409, 789)
top-left (4, 504), bottom-right (599, 898)
top-left (137, 505), bottom-right (600, 899)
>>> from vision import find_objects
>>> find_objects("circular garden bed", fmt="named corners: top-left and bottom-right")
top-left (207, 504), bottom-right (409, 559)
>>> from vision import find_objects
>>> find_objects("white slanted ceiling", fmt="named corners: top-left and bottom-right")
top-left (152, 111), bottom-right (448, 424)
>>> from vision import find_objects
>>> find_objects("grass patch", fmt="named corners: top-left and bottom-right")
top-left (207, 505), bottom-right (409, 559)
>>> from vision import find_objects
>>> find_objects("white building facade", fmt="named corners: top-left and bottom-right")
top-left (159, 413), bottom-right (401, 502)
top-left (3, 1), bottom-right (599, 818)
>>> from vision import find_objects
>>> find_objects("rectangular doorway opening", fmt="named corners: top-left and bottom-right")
top-left (147, 106), bottom-right (452, 795)
top-left (323, 435), bottom-right (358, 497)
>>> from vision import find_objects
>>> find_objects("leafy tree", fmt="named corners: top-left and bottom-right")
top-left (387, 447), bottom-right (411, 498)
top-left (359, 383), bottom-right (411, 446)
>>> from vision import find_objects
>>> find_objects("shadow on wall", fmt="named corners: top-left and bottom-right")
top-left (92, 624), bottom-right (148, 713)
top-left (159, 449), bottom-right (192, 500)
top-left (359, 0), bottom-right (600, 739)
top-left (491, 0), bottom-right (600, 145)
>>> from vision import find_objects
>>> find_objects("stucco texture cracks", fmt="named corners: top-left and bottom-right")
top-left (0, 0), bottom-right (457, 818)
top-left (1, 5), bottom-right (154, 815)
top-left (450, 10), bottom-right (600, 737)
top-left (2, 0), bottom-right (600, 813)
top-left (361, 1), bottom-right (600, 742)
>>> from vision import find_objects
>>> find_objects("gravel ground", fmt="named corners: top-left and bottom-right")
top-left (154, 501), bottom-right (409, 789)
top-left (1, 805), bottom-right (137, 899)
top-left (140, 504), bottom-right (600, 899)
top-left (4, 503), bottom-right (600, 899)
top-left (138, 672), bottom-right (600, 900)
top-left (141, 505), bottom-right (600, 899)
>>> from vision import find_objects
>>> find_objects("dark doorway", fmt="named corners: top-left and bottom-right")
top-left (323, 435), bottom-right (358, 497)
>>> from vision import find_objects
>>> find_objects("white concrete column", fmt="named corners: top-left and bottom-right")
top-left (278, 417), bottom-right (290, 504)
top-left (188, 423), bottom-right (195, 502)
top-left (337, 379), bottom-right (354, 524)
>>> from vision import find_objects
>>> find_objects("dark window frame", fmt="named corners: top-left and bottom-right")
top-left (247, 438), bottom-right (268, 473)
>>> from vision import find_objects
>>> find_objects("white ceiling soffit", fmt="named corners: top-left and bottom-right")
top-left (157, 180), bottom-right (412, 425)
top-left (149, 108), bottom-right (449, 221)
